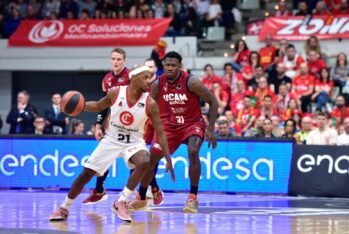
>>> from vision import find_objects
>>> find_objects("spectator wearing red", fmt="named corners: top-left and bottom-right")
top-left (269, 63), bottom-right (292, 94)
top-left (292, 63), bottom-right (315, 113)
top-left (275, 38), bottom-right (289, 63)
top-left (231, 39), bottom-right (250, 72)
top-left (230, 80), bottom-right (253, 113)
top-left (280, 44), bottom-right (304, 79)
top-left (312, 67), bottom-right (333, 111)
top-left (275, 84), bottom-right (300, 115)
top-left (332, 0), bottom-right (349, 14)
top-left (225, 110), bottom-right (242, 136)
top-left (281, 99), bottom-right (302, 122)
top-left (307, 50), bottom-right (327, 79)
top-left (274, 1), bottom-right (293, 16)
top-left (259, 34), bottom-right (277, 71)
top-left (248, 65), bottom-right (265, 92)
top-left (254, 76), bottom-right (275, 107)
top-left (313, 0), bottom-right (331, 15)
top-left (324, 0), bottom-right (342, 11)
top-left (201, 64), bottom-right (222, 91)
top-left (212, 82), bottom-right (229, 115)
top-left (151, 40), bottom-right (167, 76)
top-left (236, 95), bottom-right (258, 134)
top-left (258, 95), bottom-right (278, 119)
top-left (222, 63), bottom-right (243, 93)
top-left (331, 95), bottom-right (349, 129)
top-left (241, 51), bottom-right (260, 82)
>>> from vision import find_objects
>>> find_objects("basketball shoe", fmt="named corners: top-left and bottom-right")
top-left (49, 207), bottom-right (69, 221)
top-left (152, 188), bottom-right (164, 206)
top-left (111, 200), bottom-right (132, 222)
top-left (82, 189), bottom-right (108, 205)
top-left (183, 194), bottom-right (198, 213)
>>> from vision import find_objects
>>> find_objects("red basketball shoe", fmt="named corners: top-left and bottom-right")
top-left (82, 189), bottom-right (108, 205)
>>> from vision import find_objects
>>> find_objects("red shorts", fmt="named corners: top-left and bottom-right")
top-left (150, 121), bottom-right (205, 155)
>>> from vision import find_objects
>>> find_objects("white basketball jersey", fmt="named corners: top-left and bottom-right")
top-left (104, 86), bottom-right (149, 145)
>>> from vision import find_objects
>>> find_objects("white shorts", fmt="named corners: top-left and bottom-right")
top-left (84, 139), bottom-right (149, 177)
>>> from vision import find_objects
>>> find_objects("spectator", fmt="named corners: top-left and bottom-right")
top-left (151, 0), bottom-right (165, 18)
top-left (312, 67), bottom-right (333, 112)
top-left (275, 38), bottom-right (289, 61)
top-left (194, 0), bottom-right (210, 20)
top-left (307, 50), bottom-right (326, 79)
top-left (231, 39), bottom-right (250, 72)
top-left (164, 3), bottom-right (181, 35)
top-left (78, 0), bottom-right (96, 18)
top-left (79, 8), bottom-right (90, 19)
top-left (44, 92), bottom-right (69, 134)
top-left (48, 11), bottom-right (58, 19)
top-left (295, 116), bottom-right (313, 144)
top-left (129, 0), bottom-right (149, 18)
top-left (280, 44), bottom-right (304, 79)
top-left (70, 118), bottom-right (85, 135)
top-left (222, 63), bottom-right (243, 93)
top-left (292, 63), bottom-right (315, 113)
top-left (182, 5), bottom-right (201, 37)
top-left (294, 0), bottom-right (308, 16)
top-left (95, 0), bottom-right (112, 19)
top-left (307, 112), bottom-right (337, 145)
top-left (244, 115), bottom-right (265, 137)
top-left (225, 110), bottom-right (241, 136)
top-left (248, 65), bottom-right (265, 92)
top-left (11, 0), bottom-right (27, 17)
top-left (337, 117), bottom-right (349, 145)
top-left (258, 95), bottom-right (278, 119)
top-left (304, 36), bottom-right (323, 59)
top-left (330, 95), bottom-right (349, 128)
top-left (269, 63), bottom-right (292, 94)
top-left (275, 84), bottom-right (300, 115)
top-left (4, 7), bottom-right (21, 38)
top-left (23, 3), bottom-right (38, 20)
top-left (41, 0), bottom-right (61, 19)
top-left (281, 98), bottom-right (302, 121)
top-left (275, 0), bottom-right (292, 16)
top-left (236, 95), bottom-right (258, 134)
top-left (33, 116), bottom-right (49, 135)
top-left (271, 115), bottom-right (284, 137)
top-left (150, 40), bottom-right (167, 76)
top-left (0, 11), bottom-right (5, 39)
top-left (212, 82), bottom-right (229, 115)
top-left (259, 34), bottom-right (277, 71)
top-left (331, 52), bottom-right (349, 94)
top-left (201, 64), bottom-right (222, 91)
top-left (214, 119), bottom-right (235, 139)
top-left (230, 80), bottom-right (252, 113)
top-left (86, 122), bottom-right (97, 136)
top-left (59, 0), bottom-right (79, 19)
top-left (256, 118), bottom-right (275, 138)
top-left (332, 0), bottom-right (349, 14)
top-left (313, 0), bottom-right (331, 15)
top-left (241, 51), bottom-right (260, 82)
top-left (6, 90), bottom-right (38, 134)
top-left (254, 76), bottom-right (274, 107)
top-left (282, 119), bottom-right (297, 138)
top-left (205, 0), bottom-right (223, 27)
top-left (113, 0), bottom-right (129, 19)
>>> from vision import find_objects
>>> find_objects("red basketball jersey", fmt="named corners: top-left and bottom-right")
top-left (158, 71), bottom-right (202, 125)
top-left (102, 68), bottom-right (130, 91)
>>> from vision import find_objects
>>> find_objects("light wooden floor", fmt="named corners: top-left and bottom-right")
top-left (1, 191), bottom-right (349, 234)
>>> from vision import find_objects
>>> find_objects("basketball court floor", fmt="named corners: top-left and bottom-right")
top-left (1, 191), bottom-right (349, 234)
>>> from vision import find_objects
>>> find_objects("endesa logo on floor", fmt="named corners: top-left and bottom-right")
top-left (0, 138), bottom-right (293, 193)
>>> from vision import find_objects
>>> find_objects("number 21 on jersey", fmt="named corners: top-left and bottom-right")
top-left (176, 116), bottom-right (184, 124)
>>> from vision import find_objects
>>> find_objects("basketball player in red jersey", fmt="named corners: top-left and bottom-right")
top-left (129, 51), bottom-right (218, 213)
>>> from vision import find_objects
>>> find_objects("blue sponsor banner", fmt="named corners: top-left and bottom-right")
top-left (0, 137), bottom-right (293, 193)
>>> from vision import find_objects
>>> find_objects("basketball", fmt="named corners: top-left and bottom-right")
top-left (60, 91), bottom-right (85, 116)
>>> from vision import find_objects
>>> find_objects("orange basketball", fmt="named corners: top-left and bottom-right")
top-left (60, 91), bottom-right (85, 116)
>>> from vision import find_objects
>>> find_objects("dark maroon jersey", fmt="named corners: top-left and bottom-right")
top-left (102, 68), bottom-right (130, 91)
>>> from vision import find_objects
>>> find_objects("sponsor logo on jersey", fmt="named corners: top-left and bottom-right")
top-left (118, 77), bottom-right (124, 82)
top-left (176, 84), bottom-right (182, 90)
top-left (119, 111), bottom-right (134, 126)
top-left (163, 93), bottom-right (188, 105)
top-left (138, 102), bottom-right (145, 108)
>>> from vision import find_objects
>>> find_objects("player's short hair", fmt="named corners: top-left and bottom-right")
top-left (144, 58), bottom-right (155, 63)
top-left (164, 51), bottom-right (182, 63)
top-left (111, 48), bottom-right (126, 59)
top-left (286, 44), bottom-right (295, 50)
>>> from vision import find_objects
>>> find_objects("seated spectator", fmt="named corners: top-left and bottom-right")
top-left (330, 95), bottom-right (349, 129)
top-left (332, 0), bottom-right (349, 14)
top-left (129, 0), bottom-right (149, 18)
top-left (44, 92), bottom-right (69, 134)
top-left (236, 95), bottom-right (258, 134)
top-left (70, 118), bottom-right (85, 135)
top-left (282, 119), bottom-right (297, 139)
top-left (230, 80), bottom-right (253, 113)
top-left (6, 90), bottom-right (38, 134)
top-left (212, 82), bottom-right (229, 115)
top-left (275, 84), bottom-right (300, 115)
top-left (281, 99), bottom-right (302, 121)
top-left (225, 110), bottom-right (241, 136)
top-left (313, 0), bottom-right (331, 15)
top-left (33, 116), bottom-right (49, 135)
top-left (312, 67), bottom-right (333, 112)
top-left (23, 4), bottom-right (38, 20)
top-left (244, 115), bottom-right (265, 137)
top-left (259, 34), bottom-right (277, 71)
top-left (292, 63), bottom-right (315, 113)
top-left (95, 0), bottom-right (112, 19)
top-left (274, 0), bottom-right (292, 16)
top-left (256, 118), bottom-right (275, 138)
top-left (254, 76), bottom-right (275, 107)
top-left (337, 117), bottom-right (349, 145)
top-left (271, 115), bottom-right (284, 137)
top-left (231, 39), bottom-right (250, 72)
top-left (86, 122), bottom-right (97, 136)
top-left (258, 95), bottom-right (278, 119)
top-left (151, 0), bottom-right (165, 18)
top-left (307, 50), bottom-right (326, 79)
top-left (304, 36), bottom-right (323, 59)
top-left (164, 3), bottom-right (181, 36)
top-left (307, 112), bottom-right (338, 145)
top-left (182, 5), bottom-right (201, 37)
top-left (275, 38), bottom-right (289, 62)
top-left (205, 0), bottom-right (223, 27)
top-left (113, 0), bottom-right (129, 19)
top-left (269, 63), bottom-right (292, 94)
top-left (59, 0), bottom-right (79, 19)
top-left (78, 0), bottom-right (96, 19)
top-left (222, 63), bottom-right (243, 93)
top-left (280, 44), bottom-right (304, 79)
top-left (295, 116), bottom-right (313, 144)
top-left (248, 65), bottom-right (265, 92)
top-left (331, 52), bottom-right (349, 94)
top-left (294, 0), bottom-right (308, 16)
top-left (79, 9), bottom-right (90, 20)
top-left (241, 51), bottom-right (260, 82)
top-left (214, 119), bottom-right (235, 140)
top-left (201, 64), bottom-right (222, 91)
top-left (4, 7), bottom-right (21, 38)
top-left (41, 0), bottom-right (61, 19)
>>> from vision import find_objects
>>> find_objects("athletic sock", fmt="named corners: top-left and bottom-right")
top-left (149, 177), bottom-right (159, 191)
top-left (95, 170), bottom-right (109, 193)
top-left (139, 186), bottom-right (148, 200)
top-left (118, 186), bottom-right (134, 202)
top-left (61, 196), bottom-right (74, 210)
top-left (190, 185), bottom-right (198, 195)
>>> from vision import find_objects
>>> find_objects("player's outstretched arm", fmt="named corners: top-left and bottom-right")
top-left (147, 97), bottom-right (175, 182)
top-left (84, 87), bottom-right (119, 113)
top-left (188, 76), bottom-right (218, 149)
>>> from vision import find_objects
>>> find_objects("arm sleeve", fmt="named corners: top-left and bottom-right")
top-left (96, 108), bottom-right (109, 125)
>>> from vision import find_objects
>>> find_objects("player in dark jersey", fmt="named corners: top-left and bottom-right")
top-left (129, 51), bottom-right (218, 213)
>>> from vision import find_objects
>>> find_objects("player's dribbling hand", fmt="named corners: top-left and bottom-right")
top-left (165, 160), bottom-right (176, 182)
top-left (94, 124), bottom-right (104, 141)
top-left (205, 130), bottom-right (217, 149)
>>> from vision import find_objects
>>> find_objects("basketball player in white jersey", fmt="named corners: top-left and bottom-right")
top-left (49, 65), bottom-right (175, 223)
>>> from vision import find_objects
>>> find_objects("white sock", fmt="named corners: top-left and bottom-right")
top-left (61, 196), bottom-right (74, 210)
top-left (118, 186), bottom-right (134, 202)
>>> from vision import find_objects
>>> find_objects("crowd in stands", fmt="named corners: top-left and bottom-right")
top-left (0, 0), bottom-right (236, 39)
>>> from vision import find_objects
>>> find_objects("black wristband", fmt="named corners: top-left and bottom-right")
top-left (96, 108), bottom-right (109, 125)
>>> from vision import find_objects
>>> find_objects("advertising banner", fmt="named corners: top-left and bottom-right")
top-left (0, 137), bottom-right (293, 193)
top-left (8, 18), bottom-right (171, 47)
top-left (289, 145), bottom-right (349, 197)
top-left (259, 15), bottom-right (349, 41)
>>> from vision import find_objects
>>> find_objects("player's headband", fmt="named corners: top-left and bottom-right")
top-left (129, 66), bottom-right (151, 79)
